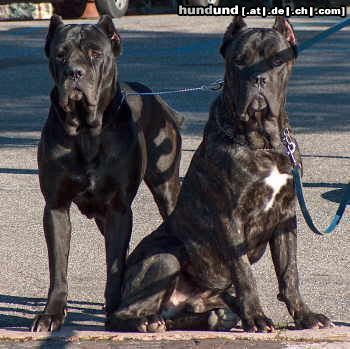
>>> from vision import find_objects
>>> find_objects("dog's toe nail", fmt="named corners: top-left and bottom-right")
top-left (217, 309), bottom-right (225, 316)
top-left (139, 324), bottom-right (147, 332)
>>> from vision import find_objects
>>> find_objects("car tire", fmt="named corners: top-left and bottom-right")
top-left (52, 0), bottom-right (87, 19)
top-left (273, 0), bottom-right (296, 8)
top-left (95, 0), bottom-right (129, 18)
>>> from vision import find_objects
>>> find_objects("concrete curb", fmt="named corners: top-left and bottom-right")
top-left (0, 326), bottom-right (349, 344)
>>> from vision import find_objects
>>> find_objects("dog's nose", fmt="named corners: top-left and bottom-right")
top-left (65, 67), bottom-right (85, 81)
top-left (255, 76), bottom-right (267, 88)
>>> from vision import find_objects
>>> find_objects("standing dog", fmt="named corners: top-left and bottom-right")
top-left (31, 15), bottom-right (182, 332)
top-left (107, 17), bottom-right (333, 332)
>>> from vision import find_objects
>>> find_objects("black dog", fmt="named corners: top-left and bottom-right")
top-left (31, 15), bottom-right (182, 332)
top-left (107, 17), bottom-right (333, 333)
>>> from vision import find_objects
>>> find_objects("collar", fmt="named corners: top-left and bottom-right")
top-left (214, 94), bottom-right (284, 152)
top-left (104, 85), bottom-right (126, 117)
top-left (50, 86), bottom-right (127, 134)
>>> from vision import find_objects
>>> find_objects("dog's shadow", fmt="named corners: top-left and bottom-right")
top-left (322, 188), bottom-right (350, 205)
top-left (0, 294), bottom-right (105, 331)
top-left (303, 182), bottom-right (350, 204)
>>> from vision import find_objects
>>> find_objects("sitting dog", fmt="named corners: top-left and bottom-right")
top-left (107, 16), bottom-right (333, 333)
top-left (31, 15), bottom-right (182, 332)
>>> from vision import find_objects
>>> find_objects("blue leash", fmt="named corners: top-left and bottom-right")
top-left (281, 18), bottom-right (350, 235)
top-left (298, 17), bottom-right (350, 53)
top-left (282, 129), bottom-right (350, 235)
top-left (292, 166), bottom-right (350, 235)
top-left (125, 18), bottom-right (350, 98)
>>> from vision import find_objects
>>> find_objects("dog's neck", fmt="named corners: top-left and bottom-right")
top-left (103, 83), bottom-right (125, 124)
top-left (51, 81), bottom-right (125, 163)
top-left (218, 93), bottom-right (288, 151)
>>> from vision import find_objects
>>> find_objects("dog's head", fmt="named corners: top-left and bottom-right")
top-left (45, 15), bottom-right (121, 134)
top-left (220, 16), bottom-right (297, 122)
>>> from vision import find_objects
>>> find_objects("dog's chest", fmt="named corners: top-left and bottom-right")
top-left (263, 166), bottom-right (292, 211)
top-left (71, 150), bottom-right (122, 219)
top-left (72, 167), bottom-right (110, 219)
top-left (224, 151), bottom-right (295, 234)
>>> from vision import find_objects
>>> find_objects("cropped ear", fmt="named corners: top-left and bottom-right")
top-left (273, 16), bottom-right (297, 46)
top-left (45, 15), bottom-right (64, 58)
top-left (220, 16), bottom-right (247, 58)
top-left (97, 15), bottom-right (122, 56)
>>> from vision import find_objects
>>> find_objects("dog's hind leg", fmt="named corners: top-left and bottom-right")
top-left (270, 216), bottom-right (333, 329)
top-left (104, 207), bottom-right (133, 315)
top-left (165, 307), bottom-right (240, 331)
top-left (145, 173), bottom-right (181, 220)
top-left (106, 249), bottom-right (181, 332)
top-left (95, 218), bottom-right (105, 235)
top-left (108, 269), bottom-right (240, 332)
top-left (144, 115), bottom-right (182, 219)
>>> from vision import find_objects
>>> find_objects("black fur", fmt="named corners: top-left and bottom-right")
top-left (31, 15), bottom-right (183, 332)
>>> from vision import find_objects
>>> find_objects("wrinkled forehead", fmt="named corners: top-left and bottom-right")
top-left (227, 28), bottom-right (289, 59)
top-left (53, 24), bottom-right (109, 51)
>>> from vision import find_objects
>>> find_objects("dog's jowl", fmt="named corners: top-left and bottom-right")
top-left (31, 15), bottom-right (182, 332)
top-left (107, 16), bottom-right (332, 333)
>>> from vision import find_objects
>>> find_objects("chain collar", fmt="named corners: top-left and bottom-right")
top-left (214, 97), bottom-right (302, 160)
top-left (104, 86), bottom-right (126, 117)
top-left (214, 106), bottom-right (239, 142)
top-left (214, 95), bottom-right (276, 151)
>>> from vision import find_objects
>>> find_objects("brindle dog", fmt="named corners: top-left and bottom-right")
top-left (31, 15), bottom-right (182, 332)
top-left (106, 17), bottom-right (333, 333)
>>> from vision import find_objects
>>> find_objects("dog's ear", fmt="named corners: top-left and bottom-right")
top-left (220, 16), bottom-right (247, 58)
top-left (97, 15), bottom-right (122, 56)
top-left (45, 15), bottom-right (64, 58)
top-left (273, 16), bottom-right (297, 46)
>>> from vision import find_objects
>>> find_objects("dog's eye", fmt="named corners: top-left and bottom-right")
top-left (56, 52), bottom-right (66, 63)
top-left (90, 50), bottom-right (103, 59)
top-left (271, 57), bottom-right (284, 67)
top-left (232, 58), bottom-right (244, 66)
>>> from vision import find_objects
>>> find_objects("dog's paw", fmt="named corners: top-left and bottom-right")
top-left (31, 311), bottom-right (66, 332)
top-left (208, 308), bottom-right (240, 331)
top-left (242, 313), bottom-right (275, 333)
top-left (137, 315), bottom-right (167, 333)
top-left (294, 312), bottom-right (334, 330)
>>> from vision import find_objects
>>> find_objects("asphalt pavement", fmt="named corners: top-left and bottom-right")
top-left (0, 14), bottom-right (349, 347)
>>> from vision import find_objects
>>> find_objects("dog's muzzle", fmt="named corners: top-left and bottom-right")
top-left (249, 95), bottom-right (268, 112)
top-left (238, 94), bottom-right (269, 121)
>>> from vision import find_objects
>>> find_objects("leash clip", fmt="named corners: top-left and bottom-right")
top-left (282, 128), bottom-right (299, 168)
top-left (205, 79), bottom-right (225, 91)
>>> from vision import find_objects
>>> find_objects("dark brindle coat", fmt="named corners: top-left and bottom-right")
top-left (107, 16), bottom-right (333, 333)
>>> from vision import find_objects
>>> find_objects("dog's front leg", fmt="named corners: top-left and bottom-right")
top-left (230, 257), bottom-right (274, 332)
top-left (270, 216), bottom-right (333, 329)
top-left (104, 207), bottom-right (132, 316)
top-left (224, 220), bottom-right (274, 332)
top-left (31, 205), bottom-right (71, 332)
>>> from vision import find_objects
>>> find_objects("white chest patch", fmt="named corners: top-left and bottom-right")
top-left (264, 166), bottom-right (292, 212)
